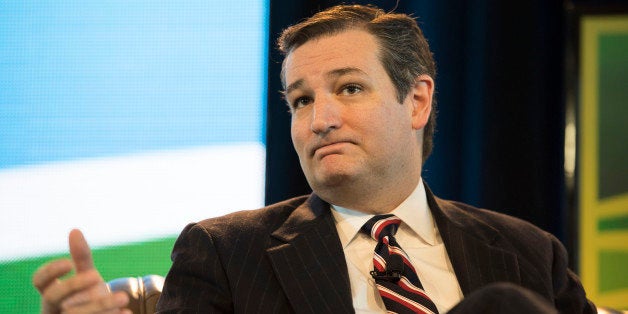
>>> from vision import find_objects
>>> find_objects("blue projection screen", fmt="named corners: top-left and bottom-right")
top-left (0, 1), bottom-right (268, 312)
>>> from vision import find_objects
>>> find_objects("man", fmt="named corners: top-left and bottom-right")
top-left (33, 4), bottom-right (595, 313)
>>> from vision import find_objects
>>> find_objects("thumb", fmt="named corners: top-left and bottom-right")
top-left (69, 229), bottom-right (95, 272)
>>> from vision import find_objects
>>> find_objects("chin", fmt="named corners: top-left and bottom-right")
top-left (309, 169), bottom-right (356, 191)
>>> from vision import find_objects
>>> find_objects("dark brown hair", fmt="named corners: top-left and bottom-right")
top-left (278, 4), bottom-right (437, 163)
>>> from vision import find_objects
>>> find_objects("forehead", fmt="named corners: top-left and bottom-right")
top-left (283, 29), bottom-right (384, 86)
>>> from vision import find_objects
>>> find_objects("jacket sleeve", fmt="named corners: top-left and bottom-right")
top-left (156, 223), bottom-right (234, 313)
top-left (549, 233), bottom-right (597, 314)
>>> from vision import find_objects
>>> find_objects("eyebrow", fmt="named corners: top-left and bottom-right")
top-left (284, 67), bottom-right (367, 95)
top-left (285, 79), bottom-right (304, 95)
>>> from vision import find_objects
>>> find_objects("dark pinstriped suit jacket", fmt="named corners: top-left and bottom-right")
top-left (155, 186), bottom-right (595, 313)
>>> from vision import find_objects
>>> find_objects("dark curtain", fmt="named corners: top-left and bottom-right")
top-left (265, 0), bottom-right (570, 257)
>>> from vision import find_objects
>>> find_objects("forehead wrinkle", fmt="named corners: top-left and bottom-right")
top-left (326, 67), bottom-right (367, 79)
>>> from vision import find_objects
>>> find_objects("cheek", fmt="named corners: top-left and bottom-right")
top-left (371, 105), bottom-right (411, 139)
top-left (290, 121), bottom-right (306, 150)
top-left (363, 103), bottom-right (396, 126)
top-left (290, 126), bottom-right (299, 147)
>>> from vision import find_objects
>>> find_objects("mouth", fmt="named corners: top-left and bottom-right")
top-left (311, 140), bottom-right (353, 158)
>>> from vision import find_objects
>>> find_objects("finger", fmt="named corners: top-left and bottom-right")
top-left (33, 259), bottom-right (73, 293)
top-left (61, 291), bottom-right (129, 314)
top-left (61, 280), bottom-right (109, 309)
top-left (42, 269), bottom-right (102, 305)
top-left (69, 229), bottom-right (95, 272)
top-left (103, 310), bottom-right (132, 314)
top-left (89, 310), bottom-right (132, 314)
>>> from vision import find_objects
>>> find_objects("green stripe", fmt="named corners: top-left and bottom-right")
top-left (598, 34), bottom-right (628, 199)
top-left (0, 236), bottom-right (176, 313)
top-left (598, 215), bottom-right (628, 232)
top-left (600, 250), bottom-right (628, 294)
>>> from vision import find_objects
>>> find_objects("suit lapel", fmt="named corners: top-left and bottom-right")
top-left (425, 186), bottom-right (521, 295)
top-left (267, 194), bottom-right (354, 314)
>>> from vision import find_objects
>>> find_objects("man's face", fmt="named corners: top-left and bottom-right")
top-left (284, 29), bottom-right (432, 208)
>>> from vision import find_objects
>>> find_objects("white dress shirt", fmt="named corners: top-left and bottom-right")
top-left (330, 179), bottom-right (464, 313)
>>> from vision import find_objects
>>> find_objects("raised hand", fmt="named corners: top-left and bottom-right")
top-left (33, 229), bottom-right (131, 314)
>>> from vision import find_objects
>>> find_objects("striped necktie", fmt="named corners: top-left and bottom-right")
top-left (362, 214), bottom-right (439, 314)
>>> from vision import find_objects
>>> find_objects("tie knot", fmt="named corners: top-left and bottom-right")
top-left (361, 214), bottom-right (401, 241)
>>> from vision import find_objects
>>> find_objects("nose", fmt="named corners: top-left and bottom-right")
top-left (310, 95), bottom-right (342, 134)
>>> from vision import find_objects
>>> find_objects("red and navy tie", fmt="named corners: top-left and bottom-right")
top-left (362, 214), bottom-right (439, 314)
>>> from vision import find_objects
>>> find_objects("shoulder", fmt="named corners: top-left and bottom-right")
top-left (433, 197), bottom-right (596, 312)
top-left (434, 197), bottom-right (562, 256)
top-left (180, 195), bottom-right (310, 241)
top-left (167, 195), bottom-right (312, 270)
top-left (437, 197), bottom-right (551, 235)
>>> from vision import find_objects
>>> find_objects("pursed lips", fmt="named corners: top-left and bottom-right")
top-left (310, 140), bottom-right (353, 158)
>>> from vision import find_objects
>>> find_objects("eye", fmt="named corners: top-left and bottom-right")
top-left (291, 96), bottom-right (313, 109)
top-left (339, 84), bottom-right (363, 96)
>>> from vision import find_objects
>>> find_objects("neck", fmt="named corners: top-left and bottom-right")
top-left (320, 175), bottom-right (422, 215)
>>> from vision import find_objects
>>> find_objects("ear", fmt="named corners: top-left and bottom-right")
top-left (409, 74), bottom-right (434, 130)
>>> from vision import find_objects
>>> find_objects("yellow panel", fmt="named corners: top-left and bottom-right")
top-left (578, 15), bottom-right (628, 309)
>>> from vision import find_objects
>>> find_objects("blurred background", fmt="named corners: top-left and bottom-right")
top-left (0, 0), bottom-right (626, 312)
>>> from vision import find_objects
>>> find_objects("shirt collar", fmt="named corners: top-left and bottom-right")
top-left (330, 178), bottom-right (438, 248)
